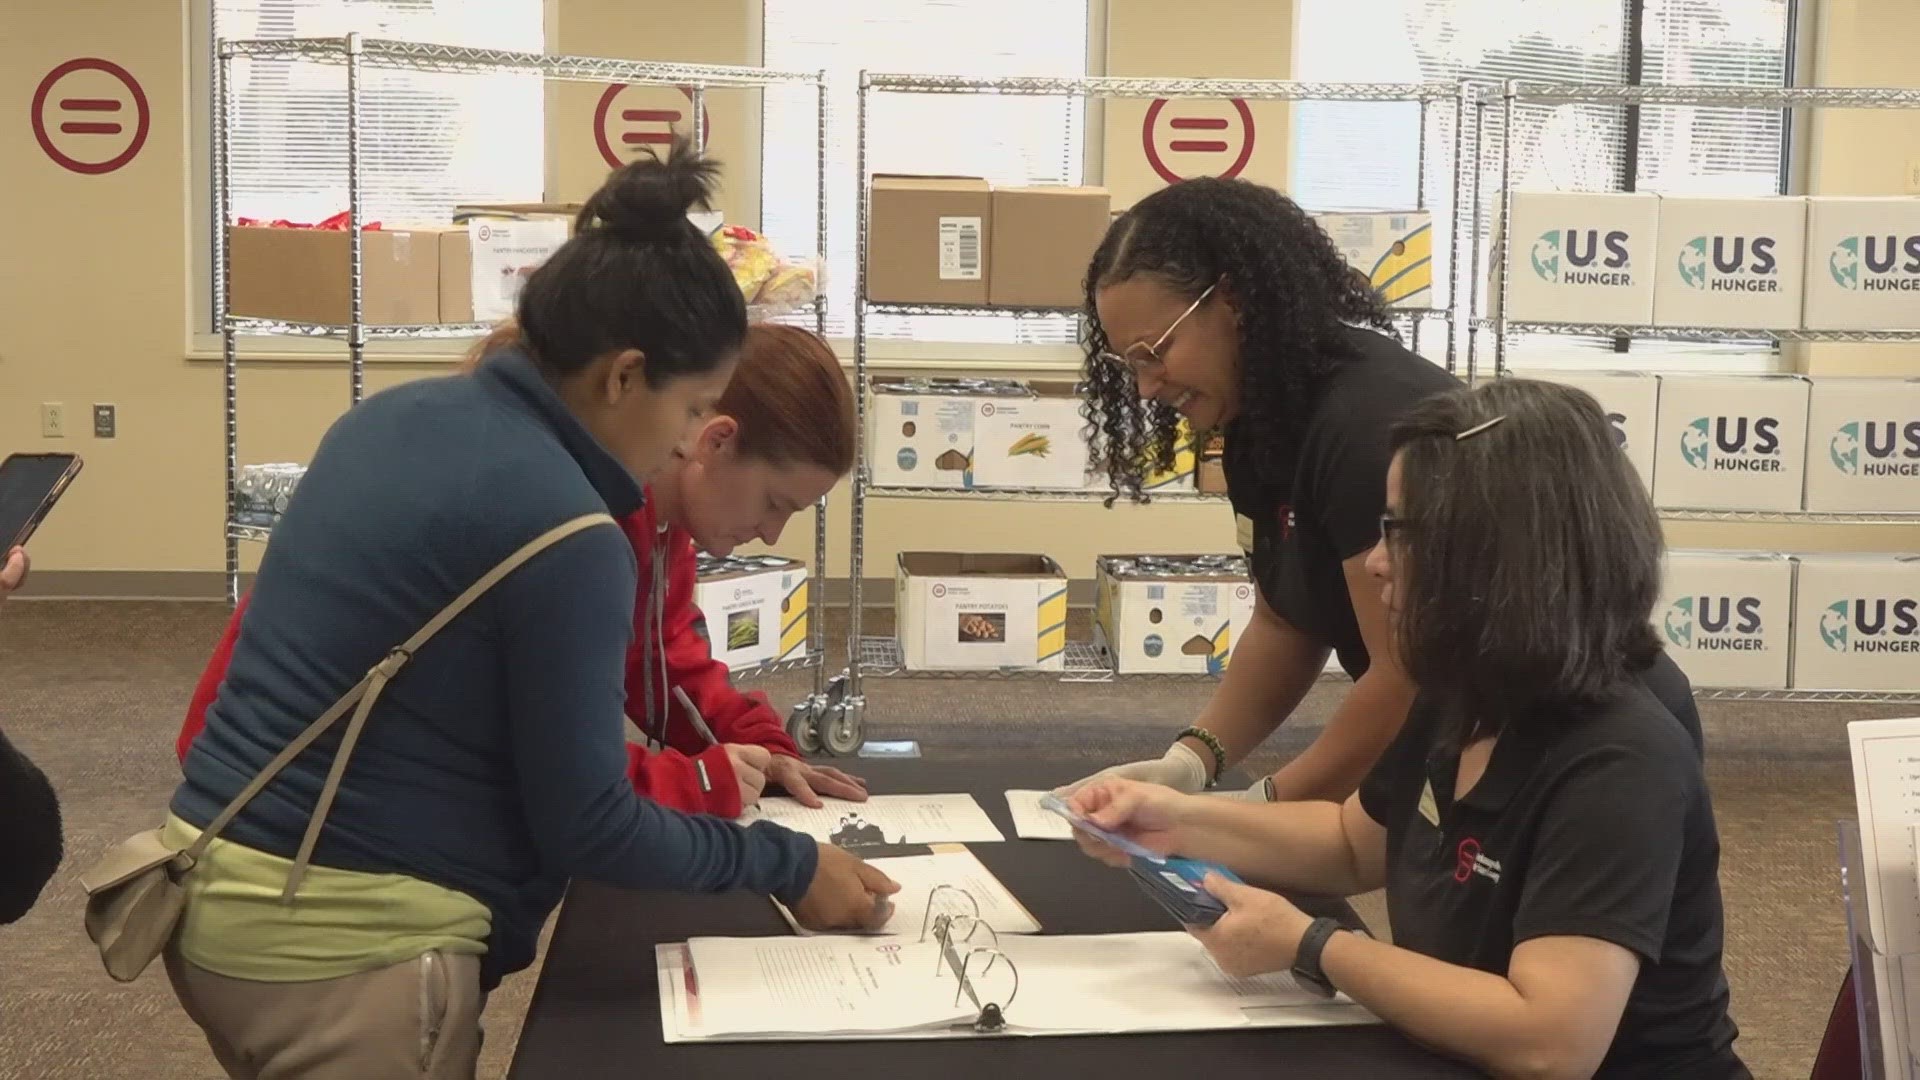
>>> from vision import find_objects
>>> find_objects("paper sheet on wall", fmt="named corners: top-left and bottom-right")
top-left (739, 793), bottom-right (1006, 847)
top-left (775, 847), bottom-right (1040, 937)
top-left (1847, 717), bottom-right (1920, 1080)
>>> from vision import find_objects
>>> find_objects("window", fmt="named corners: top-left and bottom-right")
top-left (204, 0), bottom-right (545, 332)
top-left (761, 0), bottom-right (1091, 346)
top-left (1290, 0), bottom-right (1792, 372)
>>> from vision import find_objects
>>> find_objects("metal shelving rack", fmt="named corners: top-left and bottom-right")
top-left (814, 72), bottom-right (1469, 752)
top-left (1461, 79), bottom-right (1920, 706)
top-left (214, 35), bottom-right (840, 729)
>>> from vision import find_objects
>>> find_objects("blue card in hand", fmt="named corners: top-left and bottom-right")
top-left (1129, 856), bottom-right (1240, 928)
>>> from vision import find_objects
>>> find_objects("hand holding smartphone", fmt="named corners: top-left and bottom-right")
top-left (0, 452), bottom-right (83, 554)
top-left (1038, 792), bottom-right (1240, 927)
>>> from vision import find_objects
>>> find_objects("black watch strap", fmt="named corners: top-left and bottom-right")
top-left (1290, 916), bottom-right (1346, 998)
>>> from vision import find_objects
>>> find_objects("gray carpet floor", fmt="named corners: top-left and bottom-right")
top-left (0, 600), bottom-right (1902, 1079)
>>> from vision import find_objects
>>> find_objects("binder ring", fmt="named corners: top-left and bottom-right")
top-left (956, 947), bottom-right (1018, 1032)
top-left (919, 884), bottom-right (981, 943)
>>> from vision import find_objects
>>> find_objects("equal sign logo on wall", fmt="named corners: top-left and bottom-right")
top-left (30, 58), bottom-right (151, 175)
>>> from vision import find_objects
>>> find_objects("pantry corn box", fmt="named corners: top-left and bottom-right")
top-left (1094, 555), bottom-right (1257, 675)
top-left (970, 380), bottom-right (1092, 490)
top-left (894, 552), bottom-right (1067, 671)
top-left (866, 377), bottom-right (1031, 489)
top-left (692, 554), bottom-right (809, 671)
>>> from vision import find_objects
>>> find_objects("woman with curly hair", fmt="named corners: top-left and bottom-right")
top-left (1061, 178), bottom-right (1702, 805)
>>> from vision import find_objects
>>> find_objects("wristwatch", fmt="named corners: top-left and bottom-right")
top-left (1290, 916), bottom-right (1359, 998)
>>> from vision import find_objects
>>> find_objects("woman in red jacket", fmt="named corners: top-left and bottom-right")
top-left (177, 322), bottom-right (867, 820)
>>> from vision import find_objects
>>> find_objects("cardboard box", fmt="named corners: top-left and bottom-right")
top-left (1086, 419), bottom-right (1200, 494)
top-left (895, 552), bottom-right (1068, 671)
top-left (1804, 377), bottom-right (1920, 512)
top-left (1652, 375), bottom-right (1810, 511)
top-left (1791, 554), bottom-right (1920, 691)
top-left (438, 231), bottom-right (474, 323)
top-left (987, 186), bottom-right (1110, 307)
top-left (867, 378), bottom-right (1030, 489)
top-left (1491, 192), bottom-right (1660, 325)
top-left (1093, 555), bottom-right (1256, 674)
top-left (1652, 197), bottom-right (1807, 330)
top-left (692, 556), bottom-right (810, 671)
top-left (441, 217), bottom-right (571, 324)
top-left (1655, 550), bottom-right (1795, 689)
top-left (1802, 197), bottom-right (1920, 330)
top-left (452, 202), bottom-right (582, 226)
top-left (1313, 211), bottom-right (1434, 309)
top-left (866, 176), bottom-right (992, 305)
top-left (970, 380), bottom-right (1093, 490)
top-left (1517, 370), bottom-right (1660, 493)
top-left (229, 226), bottom-right (443, 325)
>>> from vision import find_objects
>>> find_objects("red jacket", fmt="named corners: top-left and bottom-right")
top-left (175, 488), bottom-right (798, 819)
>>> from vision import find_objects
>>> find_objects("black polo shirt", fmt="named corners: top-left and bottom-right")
top-left (1221, 327), bottom-right (1458, 678)
top-left (1358, 681), bottom-right (1747, 1079)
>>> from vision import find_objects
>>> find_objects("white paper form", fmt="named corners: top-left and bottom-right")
top-left (1007, 790), bottom-right (1075, 840)
top-left (1008, 932), bottom-right (1338, 1032)
top-left (740, 794), bottom-right (1006, 847)
top-left (1848, 717), bottom-right (1920, 1080)
top-left (682, 937), bottom-right (972, 1037)
top-left (777, 848), bottom-right (1041, 937)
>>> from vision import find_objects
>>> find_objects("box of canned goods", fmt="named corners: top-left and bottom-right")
top-left (1094, 554), bottom-right (1256, 675)
top-left (234, 463), bottom-right (308, 529)
top-left (692, 553), bottom-right (810, 671)
top-left (867, 376), bottom-right (1032, 489)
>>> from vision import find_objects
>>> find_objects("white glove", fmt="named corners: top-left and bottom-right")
top-left (1215, 778), bottom-right (1274, 802)
top-left (1057, 742), bottom-right (1210, 797)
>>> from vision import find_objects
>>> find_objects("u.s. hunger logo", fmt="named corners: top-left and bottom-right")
top-left (1664, 598), bottom-right (1695, 648)
top-left (1529, 232), bottom-right (1563, 284)
top-left (1682, 418), bottom-right (1713, 470)
top-left (1821, 601), bottom-right (1851, 653)
top-left (1831, 422), bottom-right (1862, 477)
top-left (1678, 238), bottom-right (1710, 290)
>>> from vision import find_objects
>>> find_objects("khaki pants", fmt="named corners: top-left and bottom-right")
top-left (166, 948), bottom-right (486, 1079)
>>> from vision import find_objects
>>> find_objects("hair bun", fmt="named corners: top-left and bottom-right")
top-left (579, 133), bottom-right (721, 242)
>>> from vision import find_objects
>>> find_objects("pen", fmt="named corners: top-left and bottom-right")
top-left (674, 685), bottom-right (722, 747)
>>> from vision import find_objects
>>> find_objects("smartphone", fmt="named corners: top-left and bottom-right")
top-left (1038, 792), bottom-right (1166, 864)
top-left (1129, 856), bottom-right (1241, 928)
top-left (0, 452), bottom-right (84, 551)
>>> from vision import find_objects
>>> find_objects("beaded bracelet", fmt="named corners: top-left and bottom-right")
top-left (1176, 726), bottom-right (1228, 786)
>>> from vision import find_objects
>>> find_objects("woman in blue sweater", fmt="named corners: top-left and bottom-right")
top-left (165, 139), bottom-right (897, 1078)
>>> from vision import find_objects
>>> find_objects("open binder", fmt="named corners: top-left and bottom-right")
top-left (660, 887), bottom-right (1378, 1043)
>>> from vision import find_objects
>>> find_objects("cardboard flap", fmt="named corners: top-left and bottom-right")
top-left (898, 551), bottom-right (1064, 579)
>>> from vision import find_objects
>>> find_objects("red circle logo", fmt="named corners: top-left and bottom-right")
top-left (1141, 98), bottom-right (1256, 185)
top-left (981, 402), bottom-right (996, 417)
top-left (477, 223), bottom-right (492, 242)
top-left (932, 584), bottom-right (948, 599)
top-left (31, 58), bottom-right (151, 176)
top-left (1235, 585), bottom-right (1251, 600)
top-left (593, 84), bottom-right (710, 171)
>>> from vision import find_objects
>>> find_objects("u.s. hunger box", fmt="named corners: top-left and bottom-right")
top-left (1491, 191), bottom-right (1660, 326)
top-left (1802, 197), bottom-right (1920, 330)
top-left (1791, 554), bottom-right (1920, 691)
top-left (1652, 197), bottom-right (1807, 330)
top-left (894, 552), bottom-right (1068, 672)
top-left (1804, 377), bottom-right (1920, 513)
top-left (1652, 375), bottom-right (1810, 512)
top-left (1516, 369), bottom-right (1660, 494)
top-left (1655, 551), bottom-right (1795, 690)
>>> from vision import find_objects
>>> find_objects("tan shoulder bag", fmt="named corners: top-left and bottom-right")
top-left (79, 513), bottom-right (617, 982)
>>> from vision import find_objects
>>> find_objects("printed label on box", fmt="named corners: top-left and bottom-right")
top-left (1652, 377), bottom-right (1809, 512)
top-left (1802, 198), bottom-right (1920, 330)
top-left (938, 216), bottom-right (983, 281)
top-left (1652, 198), bottom-right (1807, 330)
top-left (1792, 556), bottom-right (1920, 690)
top-left (1805, 379), bottom-right (1920, 512)
top-left (1656, 552), bottom-right (1793, 689)
top-left (1496, 192), bottom-right (1659, 325)
top-left (469, 217), bottom-right (569, 322)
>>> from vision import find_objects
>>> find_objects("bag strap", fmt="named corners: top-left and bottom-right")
top-left (179, 513), bottom-right (620, 902)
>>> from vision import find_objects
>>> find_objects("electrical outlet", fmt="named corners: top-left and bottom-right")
top-left (93, 404), bottom-right (116, 438)
top-left (40, 402), bottom-right (65, 439)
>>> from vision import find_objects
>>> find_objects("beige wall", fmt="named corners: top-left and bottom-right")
top-left (3, 0), bottom-right (1911, 593)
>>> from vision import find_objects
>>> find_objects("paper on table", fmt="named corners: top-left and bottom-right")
top-left (776, 847), bottom-right (1041, 937)
top-left (1008, 932), bottom-right (1343, 1032)
top-left (1848, 717), bottom-right (1920, 1080)
top-left (683, 937), bottom-right (974, 1037)
top-left (1008, 788), bottom-right (1251, 842)
top-left (741, 793), bottom-right (1006, 847)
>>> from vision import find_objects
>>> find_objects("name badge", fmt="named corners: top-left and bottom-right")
top-left (1418, 779), bottom-right (1440, 827)
top-left (1235, 514), bottom-right (1255, 554)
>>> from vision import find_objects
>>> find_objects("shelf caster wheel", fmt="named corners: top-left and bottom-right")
top-left (787, 696), bottom-right (824, 755)
top-left (822, 696), bottom-right (864, 757)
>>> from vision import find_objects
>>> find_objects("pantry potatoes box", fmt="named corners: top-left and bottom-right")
top-left (895, 552), bottom-right (1068, 671)
top-left (693, 558), bottom-right (809, 671)
top-left (1094, 557), bottom-right (1257, 675)
top-left (970, 381), bottom-right (1093, 490)
top-left (1313, 211), bottom-right (1435, 309)
top-left (1791, 554), bottom-right (1920, 691)
top-left (1804, 377), bottom-right (1920, 512)
top-left (1652, 197), bottom-right (1808, 330)
top-left (866, 176), bottom-right (992, 305)
top-left (1490, 191), bottom-right (1660, 325)
top-left (1655, 551), bottom-right (1795, 690)
top-left (1519, 369), bottom-right (1661, 493)
top-left (1652, 375), bottom-right (1810, 512)
top-left (1802, 197), bottom-right (1920, 330)
top-left (988, 186), bottom-right (1111, 308)
top-left (229, 225), bottom-right (443, 326)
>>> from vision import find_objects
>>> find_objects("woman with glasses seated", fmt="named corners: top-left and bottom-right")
top-left (1069, 379), bottom-right (1748, 1079)
top-left (1061, 177), bottom-right (1700, 804)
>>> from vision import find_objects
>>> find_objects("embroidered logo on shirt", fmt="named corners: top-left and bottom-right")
top-left (1454, 838), bottom-right (1503, 884)
top-left (1278, 504), bottom-right (1296, 541)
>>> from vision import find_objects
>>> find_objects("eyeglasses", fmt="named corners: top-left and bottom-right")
top-left (1096, 280), bottom-right (1219, 378)
top-left (1378, 514), bottom-right (1415, 543)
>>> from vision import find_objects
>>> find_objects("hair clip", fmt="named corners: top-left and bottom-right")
top-left (1454, 415), bottom-right (1507, 441)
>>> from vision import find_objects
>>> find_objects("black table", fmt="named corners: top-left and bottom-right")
top-left (509, 760), bottom-right (1479, 1078)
